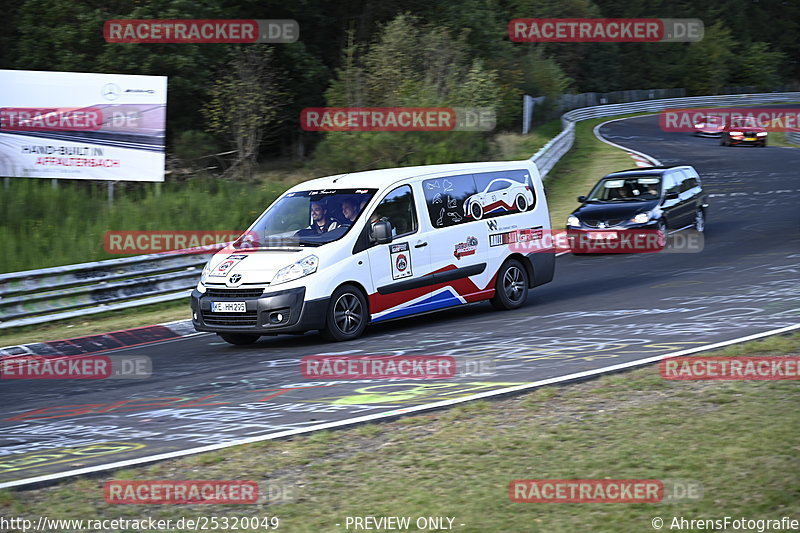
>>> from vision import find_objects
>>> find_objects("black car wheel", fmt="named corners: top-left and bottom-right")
top-left (694, 209), bottom-right (705, 232)
top-left (720, 138), bottom-right (727, 146)
top-left (760, 140), bottom-right (767, 147)
top-left (515, 194), bottom-right (528, 212)
top-left (219, 333), bottom-right (260, 346)
top-left (322, 285), bottom-right (368, 341)
top-left (490, 259), bottom-right (529, 310)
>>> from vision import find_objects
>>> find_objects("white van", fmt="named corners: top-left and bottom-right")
top-left (191, 161), bottom-right (555, 345)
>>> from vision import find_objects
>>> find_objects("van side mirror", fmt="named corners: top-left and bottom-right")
top-left (664, 191), bottom-right (679, 201)
top-left (372, 221), bottom-right (393, 244)
top-left (577, 195), bottom-right (587, 203)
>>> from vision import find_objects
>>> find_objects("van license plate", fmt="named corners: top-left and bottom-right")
top-left (211, 302), bottom-right (246, 313)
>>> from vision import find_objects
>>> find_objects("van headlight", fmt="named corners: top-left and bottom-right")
top-left (567, 215), bottom-right (581, 228)
top-left (631, 212), bottom-right (651, 224)
top-left (272, 255), bottom-right (319, 285)
top-left (196, 261), bottom-right (212, 293)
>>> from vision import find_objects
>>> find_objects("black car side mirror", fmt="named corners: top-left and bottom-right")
top-left (664, 191), bottom-right (679, 201)
top-left (577, 195), bottom-right (587, 203)
top-left (372, 221), bottom-right (393, 244)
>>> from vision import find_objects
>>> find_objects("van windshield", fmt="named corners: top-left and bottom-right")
top-left (233, 188), bottom-right (377, 248)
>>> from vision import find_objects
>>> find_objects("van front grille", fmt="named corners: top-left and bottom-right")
top-left (205, 288), bottom-right (264, 298)
top-left (201, 311), bottom-right (258, 327)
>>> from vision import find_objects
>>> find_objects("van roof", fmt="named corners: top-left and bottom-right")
top-left (289, 160), bottom-right (536, 191)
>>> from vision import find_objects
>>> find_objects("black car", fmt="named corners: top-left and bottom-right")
top-left (566, 166), bottom-right (708, 253)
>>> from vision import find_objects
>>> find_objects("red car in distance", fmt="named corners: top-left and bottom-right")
top-left (692, 115), bottom-right (725, 137)
top-left (720, 116), bottom-right (768, 147)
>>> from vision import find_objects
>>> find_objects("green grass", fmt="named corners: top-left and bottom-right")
top-left (0, 176), bottom-right (289, 273)
top-left (767, 131), bottom-right (800, 148)
top-left (490, 120), bottom-right (562, 160)
top-left (2, 333), bottom-right (797, 532)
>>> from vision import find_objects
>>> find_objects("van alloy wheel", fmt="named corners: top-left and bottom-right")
top-left (490, 259), bottom-right (529, 310)
top-left (322, 285), bottom-right (368, 341)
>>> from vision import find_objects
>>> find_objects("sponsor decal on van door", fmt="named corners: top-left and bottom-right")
top-left (390, 242), bottom-right (413, 280)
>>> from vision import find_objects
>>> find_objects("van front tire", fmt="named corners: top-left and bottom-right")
top-left (490, 259), bottom-right (529, 310)
top-left (219, 333), bottom-right (260, 346)
top-left (322, 285), bottom-right (368, 341)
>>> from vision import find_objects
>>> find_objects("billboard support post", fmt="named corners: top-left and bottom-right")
top-left (108, 181), bottom-right (115, 207)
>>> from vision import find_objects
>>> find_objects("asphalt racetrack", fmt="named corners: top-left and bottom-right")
top-left (2, 114), bottom-right (798, 486)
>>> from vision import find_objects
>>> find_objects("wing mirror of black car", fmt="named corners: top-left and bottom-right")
top-left (664, 191), bottom-right (679, 201)
top-left (577, 195), bottom-right (587, 203)
top-left (372, 221), bottom-right (393, 244)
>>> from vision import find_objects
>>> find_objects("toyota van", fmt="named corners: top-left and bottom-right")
top-left (191, 161), bottom-right (555, 345)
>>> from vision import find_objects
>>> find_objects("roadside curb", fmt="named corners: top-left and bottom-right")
top-left (0, 320), bottom-right (198, 358)
top-left (592, 115), bottom-right (662, 166)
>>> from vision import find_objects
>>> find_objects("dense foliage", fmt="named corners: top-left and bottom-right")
top-left (0, 0), bottom-right (795, 171)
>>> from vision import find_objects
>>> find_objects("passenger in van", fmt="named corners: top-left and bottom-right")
top-left (340, 199), bottom-right (361, 226)
top-left (309, 201), bottom-right (340, 234)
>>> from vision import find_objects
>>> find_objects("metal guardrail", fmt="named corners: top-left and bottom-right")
top-left (786, 131), bottom-right (800, 144)
top-left (2, 92), bottom-right (799, 329)
top-left (532, 92), bottom-right (800, 177)
top-left (0, 252), bottom-right (213, 328)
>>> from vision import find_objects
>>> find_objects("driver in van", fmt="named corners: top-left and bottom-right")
top-left (309, 201), bottom-right (340, 234)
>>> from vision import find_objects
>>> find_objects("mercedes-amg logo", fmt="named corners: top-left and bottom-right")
top-left (228, 273), bottom-right (242, 284)
top-left (103, 83), bottom-right (121, 101)
top-left (598, 222), bottom-right (607, 228)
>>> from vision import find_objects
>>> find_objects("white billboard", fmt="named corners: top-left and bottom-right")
top-left (0, 69), bottom-right (167, 182)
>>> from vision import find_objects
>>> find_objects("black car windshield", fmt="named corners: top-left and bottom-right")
top-left (586, 176), bottom-right (662, 202)
top-left (232, 188), bottom-right (377, 248)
